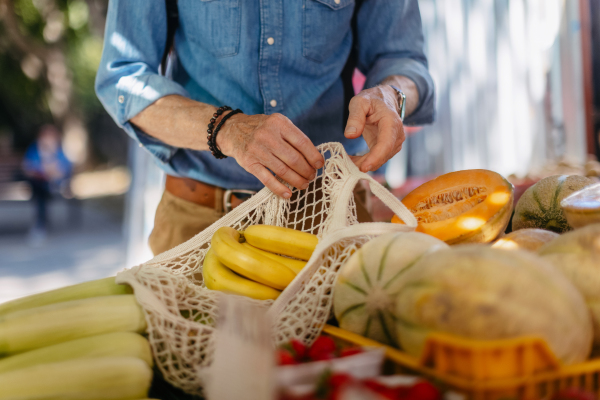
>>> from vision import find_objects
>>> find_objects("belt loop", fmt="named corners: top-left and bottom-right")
top-left (214, 187), bottom-right (224, 213)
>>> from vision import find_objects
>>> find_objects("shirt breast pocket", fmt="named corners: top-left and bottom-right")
top-left (178, 0), bottom-right (241, 58)
top-left (303, 0), bottom-right (355, 63)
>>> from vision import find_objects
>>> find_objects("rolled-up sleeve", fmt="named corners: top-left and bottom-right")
top-left (94, 0), bottom-right (189, 163)
top-left (356, 0), bottom-right (435, 125)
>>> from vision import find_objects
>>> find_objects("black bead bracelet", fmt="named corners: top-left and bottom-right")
top-left (207, 106), bottom-right (231, 159)
top-left (207, 107), bottom-right (242, 159)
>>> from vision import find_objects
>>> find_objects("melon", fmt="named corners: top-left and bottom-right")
top-left (561, 182), bottom-right (600, 229)
top-left (394, 246), bottom-right (593, 365)
top-left (539, 224), bottom-right (600, 344)
top-left (492, 229), bottom-right (559, 251)
top-left (391, 170), bottom-right (514, 244)
top-left (512, 175), bottom-right (594, 233)
top-left (333, 232), bottom-right (448, 346)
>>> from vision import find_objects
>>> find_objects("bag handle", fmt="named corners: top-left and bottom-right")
top-left (328, 147), bottom-right (417, 230)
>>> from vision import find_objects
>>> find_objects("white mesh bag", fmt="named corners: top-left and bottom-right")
top-left (116, 142), bottom-right (417, 394)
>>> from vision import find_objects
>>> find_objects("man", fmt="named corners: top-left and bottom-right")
top-left (22, 125), bottom-right (72, 243)
top-left (95, 0), bottom-right (435, 255)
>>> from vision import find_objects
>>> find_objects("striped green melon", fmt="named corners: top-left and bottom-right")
top-left (393, 246), bottom-right (593, 365)
top-left (513, 175), bottom-right (594, 233)
top-left (539, 224), bottom-right (600, 344)
top-left (333, 232), bottom-right (448, 346)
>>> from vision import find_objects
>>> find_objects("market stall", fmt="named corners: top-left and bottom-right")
top-left (1, 142), bottom-right (599, 400)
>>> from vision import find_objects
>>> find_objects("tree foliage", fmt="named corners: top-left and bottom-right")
top-left (0, 0), bottom-right (110, 154)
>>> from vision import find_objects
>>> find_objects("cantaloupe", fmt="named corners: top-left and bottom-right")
top-left (391, 170), bottom-right (514, 244)
top-left (561, 183), bottom-right (600, 229)
top-left (394, 246), bottom-right (593, 365)
top-left (492, 229), bottom-right (559, 251)
top-left (512, 175), bottom-right (594, 233)
top-left (333, 232), bottom-right (448, 346)
top-left (539, 224), bottom-right (600, 344)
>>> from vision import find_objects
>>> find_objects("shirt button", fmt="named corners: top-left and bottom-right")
top-left (270, 99), bottom-right (277, 107)
top-left (138, 143), bottom-right (143, 148)
top-left (334, 0), bottom-right (340, 4)
top-left (118, 95), bottom-right (125, 103)
top-left (267, 37), bottom-right (275, 45)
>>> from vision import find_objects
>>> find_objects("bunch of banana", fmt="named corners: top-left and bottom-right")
top-left (205, 225), bottom-right (318, 300)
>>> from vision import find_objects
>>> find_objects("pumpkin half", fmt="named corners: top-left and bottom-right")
top-left (391, 170), bottom-right (514, 244)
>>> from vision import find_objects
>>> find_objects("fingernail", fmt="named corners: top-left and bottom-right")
top-left (315, 161), bottom-right (323, 169)
top-left (364, 164), bottom-right (372, 172)
top-left (283, 192), bottom-right (291, 199)
top-left (301, 182), bottom-right (309, 190)
top-left (310, 172), bottom-right (316, 180)
top-left (345, 126), bottom-right (357, 134)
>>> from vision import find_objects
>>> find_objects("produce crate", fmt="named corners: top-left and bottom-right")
top-left (323, 325), bottom-right (600, 400)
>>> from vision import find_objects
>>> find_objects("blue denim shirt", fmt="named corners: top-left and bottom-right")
top-left (95, 0), bottom-right (434, 190)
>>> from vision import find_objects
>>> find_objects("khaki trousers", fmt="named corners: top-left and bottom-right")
top-left (149, 181), bottom-right (373, 256)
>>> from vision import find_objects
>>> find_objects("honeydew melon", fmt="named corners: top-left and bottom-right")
top-left (394, 246), bottom-right (593, 365)
top-left (333, 232), bottom-right (448, 346)
top-left (513, 175), bottom-right (594, 233)
top-left (539, 224), bottom-right (600, 344)
top-left (561, 183), bottom-right (600, 229)
top-left (492, 228), bottom-right (559, 251)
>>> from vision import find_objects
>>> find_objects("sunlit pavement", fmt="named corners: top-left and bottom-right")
top-left (0, 197), bottom-right (127, 303)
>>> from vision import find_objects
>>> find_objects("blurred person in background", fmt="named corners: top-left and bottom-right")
top-left (22, 125), bottom-right (72, 244)
top-left (96, 0), bottom-right (435, 255)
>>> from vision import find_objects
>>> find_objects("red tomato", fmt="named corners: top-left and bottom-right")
top-left (339, 347), bottom-right (363, 358)
top-left (277, 348), bottom-right (297, 365)
top-left (406, 381), bottom-right (441, 400)
top-left (307, 336), bottom-right (337, 361)
top-left (290, 339), bottom-right (307, 361)
top-left (551, 389), bottom-right (596, 400)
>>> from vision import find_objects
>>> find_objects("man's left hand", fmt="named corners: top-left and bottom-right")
top-left (345, 74), bottom-right (422, 173)
top-left (344, 85), bottom-right (404, 173)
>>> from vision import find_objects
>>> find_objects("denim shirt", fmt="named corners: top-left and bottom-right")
top-left (95, 0), bottom-right (435, 190)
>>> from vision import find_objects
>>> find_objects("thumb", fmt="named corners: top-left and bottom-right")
top-left (344, 97), bottom-right (369, 139)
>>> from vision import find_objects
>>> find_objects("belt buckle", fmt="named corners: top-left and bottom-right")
top-left (223, 189), bottom-right (257, 213)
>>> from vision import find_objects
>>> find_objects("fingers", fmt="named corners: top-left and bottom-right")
top-left (276, 141), bottom-right (317, 181)
top-left (234, 113), bottom-right (325, 198)
top-left (246, 163), bottom-right (293, 199)
top-left (360, 115), bottom-right (404, 172)
top-left (266, 154), bottom-right (311, 190)
top-left (345, 96), bottom-right (370, 139)
top-left (349, 154), bottom-right (368, 170)
top-left (282, 123), bottom-right (324, 169)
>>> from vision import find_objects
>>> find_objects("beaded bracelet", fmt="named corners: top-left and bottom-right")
top-left (207, 106), bottom-right (231, 159)
top-left (208, 108), bottom-right (243, 159)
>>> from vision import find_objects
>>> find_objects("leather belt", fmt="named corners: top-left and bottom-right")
top-left (165, 175), bottom-right (256, 213)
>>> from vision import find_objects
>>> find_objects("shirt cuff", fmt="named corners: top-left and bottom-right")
top-left (364, 57), bottom-right (436, 126)
top-left (115, 74), bottom-right (189, 163)
top-left (123, 122), bottom-right (180, 164)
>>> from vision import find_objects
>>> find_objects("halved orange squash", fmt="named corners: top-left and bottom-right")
top-left (391, 170), bottom-right (514, 244)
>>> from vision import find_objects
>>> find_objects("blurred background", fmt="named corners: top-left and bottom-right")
top-left (0, 0), bottom-right (598, 302)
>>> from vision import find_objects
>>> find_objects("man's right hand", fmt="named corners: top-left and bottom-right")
top-left (130, 95), bottom-right (323, 198)
top-left (217, 113), bottom-right (324, 199)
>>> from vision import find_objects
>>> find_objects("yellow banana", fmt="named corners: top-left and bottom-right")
top-left (210, 227), bottom-right (296, 290)
top-left (203, 249), bottom-right (281, 301)
top-left (243, 225), bottom-right (318, 261)
top-left (241, 243), bottom-right (307, 275)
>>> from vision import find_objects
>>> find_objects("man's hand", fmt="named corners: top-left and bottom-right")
top-left (344, 76), bottom-right (419, 173)
top-left (130, 95), bottom-right (324, 199)
top-left (217, 113), bottom-right (324, 199)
